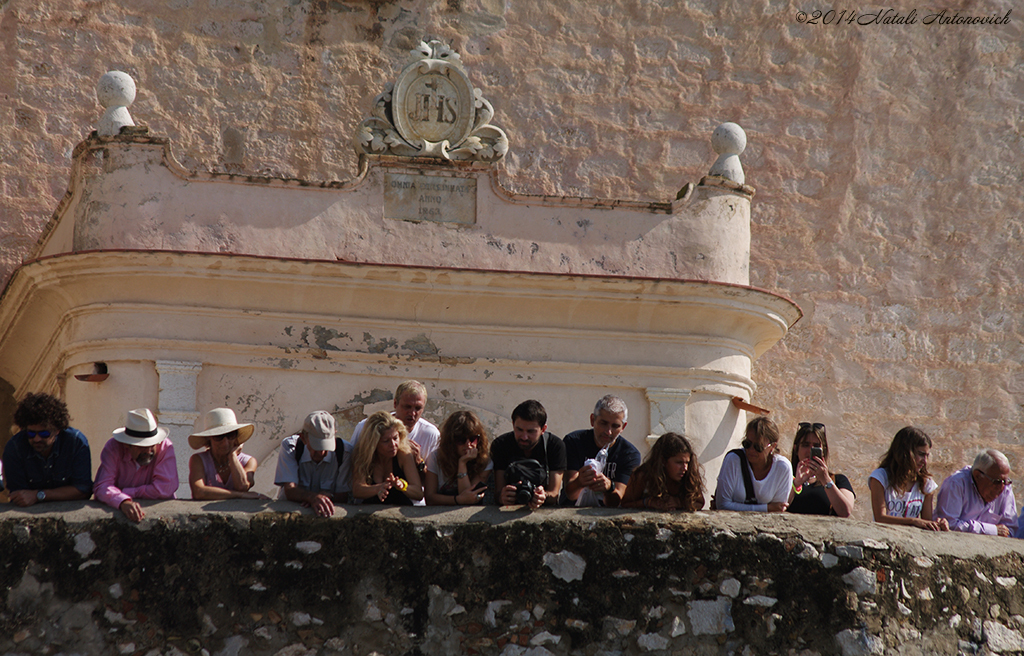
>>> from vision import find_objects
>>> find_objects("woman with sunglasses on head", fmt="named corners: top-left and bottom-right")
top-left (787, 422), bottom-right (855, 517)
top-left (869, 426), bottom-right (948, 531)
top-left (188, 408), bottom-right (269, 500)
top-left (424, 411), bottom-right (492, 506)
top-left (714, 417), bottom-right (792, 512)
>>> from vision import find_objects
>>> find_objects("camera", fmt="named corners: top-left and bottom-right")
top-left (514, 479), bottom-right (536, 504)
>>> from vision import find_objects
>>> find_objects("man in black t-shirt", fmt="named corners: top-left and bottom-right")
top-left (562, 395), bottom-right (641, 507)
top-left (491, 400), bottom-right (566, 509)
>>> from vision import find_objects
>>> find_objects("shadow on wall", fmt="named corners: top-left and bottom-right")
top-left (0, 375), bottom-right (17, 455)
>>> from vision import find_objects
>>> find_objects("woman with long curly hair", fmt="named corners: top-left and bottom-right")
top-left (869, 426), bottom-right (947, 531)
top-left (424, 410), bottom-right (492, 506)
top-left (351, 410), bottom-right (424, 505)
top-left (620, 432), bottom-right (705, 511)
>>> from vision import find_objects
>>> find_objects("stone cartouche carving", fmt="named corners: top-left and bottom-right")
top-left (356, 40), bottom-right (509, 163)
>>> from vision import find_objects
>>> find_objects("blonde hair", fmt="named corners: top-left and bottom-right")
top-left (395, 380), bottom-right (427, 402)
top-left (352, 411), bottom-right (410, 484)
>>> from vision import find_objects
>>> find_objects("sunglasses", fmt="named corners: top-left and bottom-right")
top-left (26, 430), bottom-right (53, 439)
top-left (742, 439), bottom-right (773, 453)
top-left (211, 433), bottom-right (238, 442)
top-left (799, 422), bottom-right (825, 430)
top-left (977, 470), bottom-right (1013, 487)
top-left (456, 434), bottom-right (481, 445)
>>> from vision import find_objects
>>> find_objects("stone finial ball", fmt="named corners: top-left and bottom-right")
top-left (97, 71), bottom-right (136, 108)
top-left (711, 122), bottom-right (746, 156)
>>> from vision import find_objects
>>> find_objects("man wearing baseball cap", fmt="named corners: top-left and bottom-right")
top-left (93, 408), bottom-right (178, 523)
top-left (274, 411), bottom-right (353, 517)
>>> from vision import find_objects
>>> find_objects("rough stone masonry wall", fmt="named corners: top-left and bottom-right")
top-left (1, 1), bottom-right (1023, 520)
top-left (3, 502), bottom-right (1024, 656)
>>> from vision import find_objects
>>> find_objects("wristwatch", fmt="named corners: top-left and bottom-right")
top-left (824, 481), bottom-right (835, 490)
top-left (36, 490), bottom-right (46, 501)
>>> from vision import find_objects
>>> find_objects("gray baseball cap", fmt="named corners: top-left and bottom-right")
top-left (302, 411), bottom-right (336, 451)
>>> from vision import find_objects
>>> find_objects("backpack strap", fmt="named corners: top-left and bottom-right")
top-left (728, 448), bottom-right (757, 504)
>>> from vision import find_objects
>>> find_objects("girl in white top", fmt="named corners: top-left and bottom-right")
top-left (425, 411), bottom-right (492, 506)
top-left (868, 426), bottom-right (948, 531)
top-left (714, 417), bottom-right (793, 512)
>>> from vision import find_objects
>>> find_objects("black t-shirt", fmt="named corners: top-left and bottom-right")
top-left (490, 431), bottom-right (567, 473)
top-left (787, 473), bottom-right (855, 516)
top-left (563, 429), bottom-right (641, 485)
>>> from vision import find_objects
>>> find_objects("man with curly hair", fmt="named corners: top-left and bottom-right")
top-left (3, 393), bottom-right (92, 506)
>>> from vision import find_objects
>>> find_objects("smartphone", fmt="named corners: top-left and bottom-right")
top-left (472, 482), bottom-right (488, 492)
top-left (810, 446), bottom-right (823, 459)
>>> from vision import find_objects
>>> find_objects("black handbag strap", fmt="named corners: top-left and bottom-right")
top-left (728, 448), bottom-right (757, 504)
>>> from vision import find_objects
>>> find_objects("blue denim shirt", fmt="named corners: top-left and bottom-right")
top-left (2, 427), bottom-right (93, 495)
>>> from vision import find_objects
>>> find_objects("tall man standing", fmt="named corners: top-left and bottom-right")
top-left (491, 400), bottom-right (566, 509)
top-left (3, 393), bottom-right (92, 506)
top-left (562, 395), bottom-right (641, 507)
top-left (350, 380), bottom-right (440, 485)
top-left (94, 408), bottom-right (178, 523)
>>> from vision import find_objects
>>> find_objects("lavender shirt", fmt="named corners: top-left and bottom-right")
top-left (935, 466), bottom-right (1018, 535)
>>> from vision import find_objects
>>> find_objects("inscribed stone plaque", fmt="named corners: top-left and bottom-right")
top-left (384, 173), bottom-right (477, 224)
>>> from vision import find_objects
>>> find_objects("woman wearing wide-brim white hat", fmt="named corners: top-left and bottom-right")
top-left (187, 408), bottom-right (268, 500)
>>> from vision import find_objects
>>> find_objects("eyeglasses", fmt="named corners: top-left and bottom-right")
top-left (799, 422), bottom-right (825, 430)
top-left (977, 470), bottom-right (1013, 487)
top-left (742, 439), bottom-right (773, 453)
top-left (26, 430), bottom-right (53, 439)
top-left (456, 434), bottom-right (481, 445)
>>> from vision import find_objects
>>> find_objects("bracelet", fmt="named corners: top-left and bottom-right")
top-left (455, 496), bottom-right (460, 506)
top-left (457, 472), bottom-right (467, 479)
top-left (397, 478), bottom-right (408, 492)
top-left (792, 481), bottom-right (803, 494)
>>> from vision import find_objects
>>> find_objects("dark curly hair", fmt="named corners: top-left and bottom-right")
top-left (14, 393), bottom-right (70, 431)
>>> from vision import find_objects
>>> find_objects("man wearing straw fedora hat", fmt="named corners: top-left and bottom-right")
top-left (94, 408), bottom-right (178, 522)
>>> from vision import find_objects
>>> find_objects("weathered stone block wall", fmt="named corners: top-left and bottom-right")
top-left (3, 502), bottom-right (1024, 655)
top-left (1, 1), bottom-right (1022, 519)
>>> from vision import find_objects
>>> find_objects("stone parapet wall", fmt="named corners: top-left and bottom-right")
top-left (3, 501), bottom-right (1024, 655)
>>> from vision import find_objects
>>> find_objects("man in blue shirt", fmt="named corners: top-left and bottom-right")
top-left (3, 393), bottom-right (92, 506)
top-left (562, 395), bottom-right (641, 507)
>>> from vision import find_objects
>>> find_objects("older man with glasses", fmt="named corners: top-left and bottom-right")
top-left (935, 449), bottom-right (1018, 536)
top-left (2, 392), bottom-right (92, 506)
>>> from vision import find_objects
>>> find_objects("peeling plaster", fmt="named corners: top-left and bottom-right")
top-left (312, 326), bottom-right (349, 351)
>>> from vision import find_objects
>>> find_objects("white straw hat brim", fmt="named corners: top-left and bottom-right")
top-left (113, 426), bottom-right (169, 448)
top-left (188, 423), bottom-right (254, 449)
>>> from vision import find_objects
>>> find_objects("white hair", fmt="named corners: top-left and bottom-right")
top-left (593, 395), bottom-right (628, 422)
top-left (972, 449), bottom-right (1010, 473)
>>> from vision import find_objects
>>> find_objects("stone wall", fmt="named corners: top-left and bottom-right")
top-left (3, 502), bottom-right (1024, 656)
top-left (0, 1), bottom-right (1022, 520)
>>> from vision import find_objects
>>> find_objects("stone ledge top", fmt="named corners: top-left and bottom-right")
top-left (2, 500), bottom-right (1020, 561)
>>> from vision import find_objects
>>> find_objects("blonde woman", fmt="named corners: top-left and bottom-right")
top-left (352, 410), bottom-right (424, 505)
